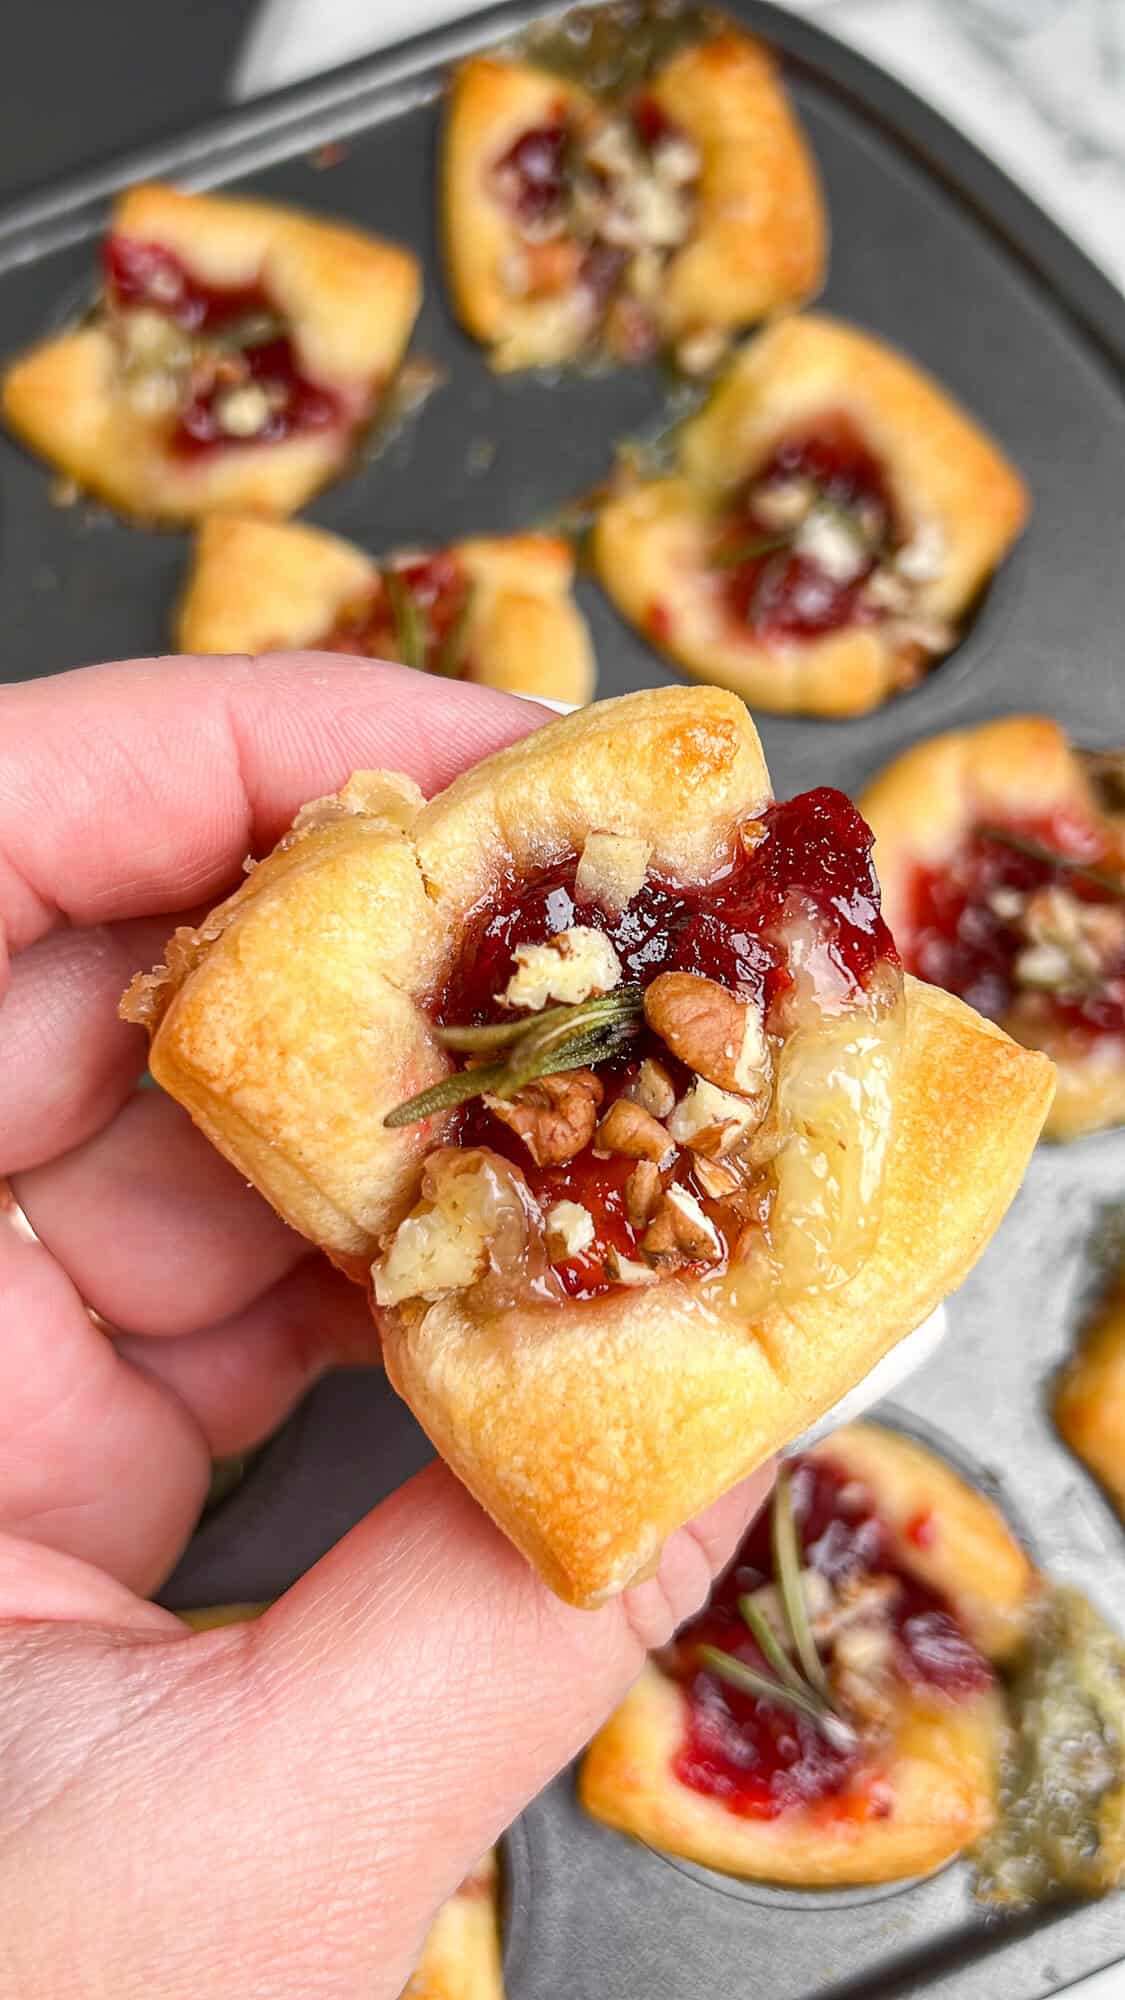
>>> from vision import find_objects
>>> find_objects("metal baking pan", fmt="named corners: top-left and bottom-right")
top-left (2, 2), bottom-right (1123, 1992)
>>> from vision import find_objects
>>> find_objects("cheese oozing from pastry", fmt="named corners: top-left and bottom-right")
top-left (374, 788), bottom-right (905, 1313)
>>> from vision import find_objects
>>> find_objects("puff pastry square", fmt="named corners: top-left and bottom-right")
top-left (1, 183), bottom-right (421, 523)
top-left (441, 25), bottom-right (824, 373)
top-left (404, 1851), bottom-right (504, 2000)
top-left (861, 716), bottom-right (1125, 1140)
top-left (1056, 1270), bottom-right (1125, 1516)
top-left (595, 313), bottom-right (1028, 716)
top-left (122, 688), bottom-right (1053, 1606)
top-left (580, 1423), bottom-right (1036, 1885)
top-left (176, 516), bottom-right (595, 705)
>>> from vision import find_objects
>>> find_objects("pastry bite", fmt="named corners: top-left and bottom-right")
top-left (580, 1423), bottom-right (1037, 1885)
top-left (1055, 1269), bottom-right (1125, 1514)
top-left (121, 687), bottom-right (1053, 1606)
top-left (404, 1850), bottom-right (504, 2000)
top-left (1, 183), bottom-right (421, 522)
top-left (594, 313), bottom-right (1028, 716)
top-left (861, 717), bottom-right (1125, 1140)
top-left (176, 516), bottom-right (595, 705)
top-left (442, 22), bottom-right (824, 373)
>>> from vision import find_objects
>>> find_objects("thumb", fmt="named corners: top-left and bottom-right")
top-left (0, 1459), bottom-right (772, 1999)
top-left (233, 1459), bottom-right (775, 1985)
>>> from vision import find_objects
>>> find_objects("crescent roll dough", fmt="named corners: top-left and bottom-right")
top-left (580, 1423), bottom-right (1036, 1885)
top-left (122, 689), bottom-right (1053, 1605)
top-left (594, 313), bottom-right (1028, 716)
top-left (2, 183), bottom-right (420, 522)
top-left (860, 715), bottom-right (1125, 1140)
top-left (175, 516), bottom-right (595, 706)
top-left (442, 29), bottom-right (824, 373)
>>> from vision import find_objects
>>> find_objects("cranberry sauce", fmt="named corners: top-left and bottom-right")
top-left (907, 813), bottom-right (1125, 1038)
top-left (493, 120), bottom-right (571, 227)
top-left (103, 235), bottom-right (341, 454)
top-left (718, 414), bottom-right (896, 642)
top-left (671, 1455), bottom-right (992, 1821)
top-left (320, 553), bottom-right (472, 674)
top-left (445, 789), bottom-right (896, 1299)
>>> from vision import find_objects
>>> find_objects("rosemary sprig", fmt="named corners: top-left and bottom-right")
top-left (382, 986), bottom-right (644, 1129)
top-left (737, 1592), bottom-right (812, 1700)
top-left (708, 532), bottom-right (791, 570)
top-left (693, 1473), bottom-right (864, 1745)
top-left (697, 1646), bottom-right (832, 1726)
top-left (381, 1060), bottom-right (511, 1127)
top-left (772, 1464), bottom-right (833, 1704)
top-left (432, 585), bottom-right (477, 680)
top-left (384, 570), bottom-right (427, 673)
top-left (977, 826), bottom-right (1125, 901)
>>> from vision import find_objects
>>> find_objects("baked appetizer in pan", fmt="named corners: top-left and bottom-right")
top-left (404, 1850), bottom-right (504, 2000)
top-left (176, 516), bottom-right (595, 705)
top-left (594, 314), bottom-right (1028, 716)
top-left (581, 1423), bottom-right (1036, 1885)
top-left (1055, 1268), bottom-right (1125, 1515)
top-left (1, 183), bottom-right (420, 523)
top-left (861, 717), bottom-right (1125, 1141)
top-left (121, 688), bottom-right (1053, 1606)
top-left (442, 25), bottom-right (824, 373)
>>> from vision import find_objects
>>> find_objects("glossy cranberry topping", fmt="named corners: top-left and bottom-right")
top-left (494, 120), bottom-right (570, 226)
top-left (103, 234), bottom-right (342, 454)
top-left (906, 814), bottom-right (1125, 1038)
top-left (444, 789), bottom-right (896, 1299)
top-left (670, 1455), bottom-right (992, 1820)
top-left (320, 553), bottom-right (472, 674)
top-left (630, 91), bottom-right (675, 151)
top-left (718, 415), bottom-right (896, 642)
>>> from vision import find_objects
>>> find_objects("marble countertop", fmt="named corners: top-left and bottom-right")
top-left (234, 0), bottom-right (1125, 292)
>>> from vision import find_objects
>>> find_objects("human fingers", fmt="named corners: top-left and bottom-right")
top-left (13, 1090), bottom-right (306, 1338)
top-left (0, 653), bottom-right (542, 955)
top-left (0, 1460), bottom-right (772, 2000)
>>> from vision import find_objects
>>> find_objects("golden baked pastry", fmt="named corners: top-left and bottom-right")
top-left (442, 25), bottom-right (824, 373)
top-left (860, 717), bottom-right (1125, 1140)
top-left (1056, 1271), bottom-right (1125, 1514)
top-left (581, 1422), bottom-right (1036, 1885)
top-left (404, 1851), bottom-right (504, 2000)
top-left (594, 313), bottom-right (1028, 716)
top-left (121, 688), bottom-right (1053, 1606)
top-left (176, 516), bottom-right (595, 704)
top-left (1, 183), bottom-right (420, 523)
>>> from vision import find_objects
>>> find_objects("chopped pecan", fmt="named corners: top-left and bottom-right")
top-left (625, 1159), bottom-right (663, 1229)
top-left (691, 1155), bottom-right (741, 1200)
top-left (502, 927), bottom-right (622, 1011)
top-left (484, 1068), bottom-right (603, 1166)
top-left (607, 1246), bottom-right (659, 1287)
top-left (574, 830), bottom-right (652, 914)
top-left (644, 971), bottom-right (769, 1094)
top-left (625, 1056), bottom-right (676, 1120)
top-left (594, 1096), bottom-right (672, 1163)
top-left (545, 1199), bottom-right (596, 1261)
top-left (372, 1146), bottom-right (546, 1310)
top-left (642, 1182), bottom-right (722, 1268)
top-left (667, 1075), bottom-right (764, 1158)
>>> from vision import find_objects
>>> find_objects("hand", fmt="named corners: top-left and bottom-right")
top-left (0, 653), bottom-right (772, 1999)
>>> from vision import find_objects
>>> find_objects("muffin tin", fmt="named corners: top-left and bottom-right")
top-left (1, 1), bottom-right (1123, 1992)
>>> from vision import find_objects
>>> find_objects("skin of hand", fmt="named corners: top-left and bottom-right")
top-left (0, 653), bottom-right (773, 1999)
